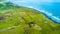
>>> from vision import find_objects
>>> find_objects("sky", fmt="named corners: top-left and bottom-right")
top-left (9, 0), bottom-right (60, 6)
top-left (0, 0), bottom-right (60, 23)
top-left (9, 0), bottom-right (60, 23)
top-left (0, 0), bottom-right (60, 3)
top-left (9, 0), bottom-right (60, 2)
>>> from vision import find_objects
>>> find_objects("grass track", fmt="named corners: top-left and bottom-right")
top-left (0, 2), bottom-right (60, 34)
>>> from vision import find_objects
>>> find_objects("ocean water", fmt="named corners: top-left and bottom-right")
top-left (36, 2), bottom-right (60, 23)
top-left (39, 2), bottom-right (60, 18)
top-left (3, 0), bottom-right (59, 23)
top-left (10, 1), bottom-right (60, 23)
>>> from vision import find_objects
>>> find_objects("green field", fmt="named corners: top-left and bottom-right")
top-left (0, 2), bottom-right (60, 34)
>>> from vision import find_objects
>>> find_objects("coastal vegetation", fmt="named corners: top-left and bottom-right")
top-left (0, 2), bottom-right (60, 34)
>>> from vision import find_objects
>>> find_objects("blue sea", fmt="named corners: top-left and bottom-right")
top-left (9, 0), bottom-right (60, 23)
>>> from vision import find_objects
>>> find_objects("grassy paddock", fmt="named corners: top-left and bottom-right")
top-left (0, 2), bottom-right (60, 34)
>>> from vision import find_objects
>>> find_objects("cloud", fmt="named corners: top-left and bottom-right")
top-left (9, 0), bottom-right (60, 3)
top-left (21, 0), bottom-right (53, 2)
top-left (54, 0), bottom-right (60, 2)
top-left (9, 0), bottom-right (54, 3)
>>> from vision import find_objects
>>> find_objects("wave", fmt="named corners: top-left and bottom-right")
top-left (25, 6), bottom-right (60, 24)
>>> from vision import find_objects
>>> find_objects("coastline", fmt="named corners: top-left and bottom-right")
top-left (25, 6), bottom-right (60, 24)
